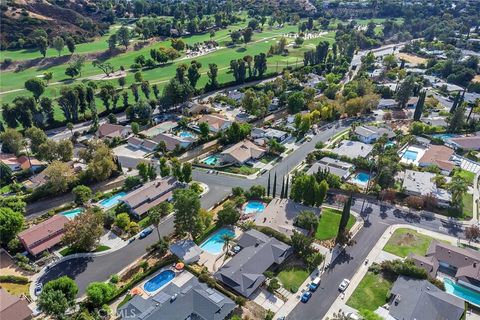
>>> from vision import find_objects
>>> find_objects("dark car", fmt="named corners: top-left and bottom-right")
top-left (301, 291), bottom-right (312, 303)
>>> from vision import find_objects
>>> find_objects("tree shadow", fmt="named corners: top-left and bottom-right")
top-left (236, 47), bottom-right (247, 53)
top-left (39, 256), bottom-right (93, 295)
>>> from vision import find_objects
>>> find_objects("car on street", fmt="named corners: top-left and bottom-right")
top-left (34, 283), bottom-right (43, 296)
top-left (300, 291), bottom-right (312, 303)
top-left (138, 227), bottom-right (153, 239)
top-left (339, 279), bottom-right (350, 291)
top-left (309, 277), bottom-right (321, 292)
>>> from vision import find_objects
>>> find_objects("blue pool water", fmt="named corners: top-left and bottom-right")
top-left (99, 192), bottom-right (127, 208)
top-left (402, 149), bottom-right (419, 161)
top-left (203, 155), bottom-right (219, 166)
top-left (61, 208), bottom-right (84, 220)
top-left (432, 133), bottom-right (457, 141)
top-left (444, 277), bottom-right (480, 306)
top-left (178, 131), bottom-right (194, 138)
top-left (143, 270), bottom-right (175, 293)
top-left (244, 201), bottom-right (266, 215)
top-left (352, 172), bottom-right (370, 185)
top-left (199, 228), bottom-right (235, 255)
top-left (385, 141), bottom-right (395, 148)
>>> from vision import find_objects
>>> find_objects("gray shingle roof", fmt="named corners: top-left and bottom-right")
top-left (118, 276), bottom-right (235, 320)
top-left (214, 229), bottom-right (292, 297)
top-left (388, 276), bottom-right (464, 320)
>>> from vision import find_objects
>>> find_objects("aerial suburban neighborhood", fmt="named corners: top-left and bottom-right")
top-left (1, 0), bottom-right (480, 320)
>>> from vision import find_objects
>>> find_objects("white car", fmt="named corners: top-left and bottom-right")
top-left (338, 279), bottom-right (350, 291)
top-left (346, 312), bottom-right (360, 320)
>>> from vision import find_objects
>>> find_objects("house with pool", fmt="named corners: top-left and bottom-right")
top-left (330, 140), bottom-right (373, 159)
top-left (120, 177), bottom-right (181, 219)
top-left (353, 125), bottom-right (395, 144)
top-left (215, 229), bottom-right (292, 297)
top-left (306, 157), bottom-right (354, 181)
top-left (219, 139), bottom-right (266, 166)
top-left (197, 114), bottom-right (232, 133)
top-left (150, 132), bottom-right (195, 152)
top-left (417, 145), bottom-right (455, 175)
top-left (118, 272), bottom-right (236, 320)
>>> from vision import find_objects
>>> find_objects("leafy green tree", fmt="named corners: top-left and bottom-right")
top-left (37, 36), bottom-right (48, 57)
top-left (182, 162), bottom-right (192, 183)
top-left (0, 128), bottom-right (23, 154)
top-left (24, 126), bottom-right (47, 154)
top-left (337, 194), bottom-right (352, 241)
top-left (63, 208), bottom-right (103, 251)
top-left (449, 104), bottom-right (465, 132)
top-left (295, 210), bottom-right (318, 233)
top-left (243, 27), bottom-right (253, 43)
top-left (24, 78), bottom-right (46, 101)
top-left (86, 282), bottom-right (115, 307)
top-left (205, 63), bottom-right (219, 90)
top-left (108, 34), bottom-right (117, 52)
top-left (396, 75), bottom-right (415, 107)
top-left (52, 36), bottom-right (65, 56)
top-left (72, 185), bottom-right (92, 205)
top-left (253, 53), bottom-right (267, 77)
top-left (115, 213), bottom-right (130, 230)
top-left (65, 36), bottom-right (76, 54)
top-left (0, 162), bottom-right (13, 186)
top-left (287, 92), bottom-right (305, 114)
top-left (0, 208), bottom-right (24, 245)
top-left (117, 26), bottom-right (131, 50)
top-left (217, 201), bottom-right (240, 226)
top-left (448, 175), bottom-right (468, 208)
top-left (92, 60), bottom-right (115, 77)
top-left (38, 276), bottom-right (78, 319)
top-left (159, 157), bottom-right (170, 177)
top-left (173, 188), bottom-right (201, 239)
top-left (187, 61), bottom-right (202, 89)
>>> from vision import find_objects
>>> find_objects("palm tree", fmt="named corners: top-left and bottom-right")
top-left (448, 175), bottom-right (469, 208)
top-left (148, 209), bottom-right (162, 240)
top-left (221, 234), bottom-right (235, 264)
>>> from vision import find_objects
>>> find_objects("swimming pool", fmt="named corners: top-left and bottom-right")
top-left (99, 192), bottom-right (127, 208)
top-left (385, 141), bottom-right (395, 148)
top-left (444, 277), bottom-right (480, 307)
top-left (244, 201), bottom-right (266, 215)
top-left (178, 131), bottom-right (195, 138)
top-left (202, 155), bottom-right (219, 166)
top-left (143, 270), bottom-right (175, 293)
top-left (402, 149), bottom-right (419, 161)
top-left (432, 133), bottom-right (457, 141)
top-left (61, 208), bottom-right (84, 220)
top-left (351, 172), bottom-right (371, 185)
top-left (199, 228), bottom-right (235, 255)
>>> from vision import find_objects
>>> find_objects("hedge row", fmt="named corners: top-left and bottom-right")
top-left (0, 275), bottom-right (29, 284)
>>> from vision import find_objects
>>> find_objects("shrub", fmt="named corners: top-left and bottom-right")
top-left (267, 278), bottom-right (280, 292)
top-left (110, 274), bottom-right (119, 284)
top-left (0, 275), bottom-right (29, 284)
top-left (254, 226), bottom-right (292, 245)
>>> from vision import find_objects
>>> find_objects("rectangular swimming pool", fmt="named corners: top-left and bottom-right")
top-left (444, 277), bottom-right (480, 307)
top-left (99, 192), bottom-right (127, 208)
top-left (202, 155), bottom-right (220, 166)
top-left (61, 208), bottom-right (84, 220)
top-left (402, 149), bottom-right (419, 161)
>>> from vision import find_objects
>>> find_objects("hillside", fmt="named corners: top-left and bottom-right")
top-left (0, 0), bottom-right (109, 50)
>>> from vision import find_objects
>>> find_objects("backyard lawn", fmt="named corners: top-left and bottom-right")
top-left (221, 165), bottom-right (259, 176)
top-left (462, 193), bottom-right (474, 219)
top-left (276, 266), bottom-right (310, 293)
top-left (383, 228), bottom-right (436, 258)
top-left (0, 282), bottom-right (30, 297)
top-left (346, 272), bottom-right (393, 312)
top-left (315, 208), bottom-right (355, 241)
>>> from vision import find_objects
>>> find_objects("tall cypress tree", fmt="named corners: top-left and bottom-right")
top-left (267, 172), bottom-right (271, 197)
top-left (272, 172), bottom-right (277, 198)
top-left (450, 92), bottom-right (461, 114)
top-left (280, 176), bottom-right (285, 199)
top-left (413, 90), bottom-right (426, 121)
top-left (337, 194), bottom-right (352, 237)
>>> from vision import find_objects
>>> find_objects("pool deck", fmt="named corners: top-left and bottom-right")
top-left (197, 227), bottom-right (242, 273)
top-left (137, 266), bottom-right (182, 297)
top-left (399, 145), bottom-right (426, 166)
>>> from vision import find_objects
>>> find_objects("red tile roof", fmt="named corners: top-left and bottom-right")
top-left (18, 215), bottom-right (69, 255)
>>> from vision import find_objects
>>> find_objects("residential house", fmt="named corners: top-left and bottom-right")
top-left (127, 137), bottom-right (157, 152)
top-left (331, 140), bottom-right (373, 159)
top-left (96, 123), bottom-right (131, 140)
top-left (375, 276), bottom-right (464, 320)
top-left (448, 135), bottom-right (480, 151)
top-left (182, 101), bottom-right (212, 115)
top-left (215, 229), bottom-right (292, 297)
top-left (120, 177), bottom-right (180, 219)
top-left (226, 90), bottom-right (245, 103)
top-left (353, 125), bottom-right (395, 144)
top-left (169, 240), bottom-right (203, 264)
top-left (0, 289), bottom-right (32, 320)
top-left (0, 154), bottom-right (45, 172)
top-left (0, 154), bottom-right (21, 171)
top-left (151, 133), bottom-right (194, 152)
top-left (251, 128), bottom-right (289, 142)
top-left (17, 215), bottom-right (70, 256)
top-left (378, 98), bottom-right (398, 109)
top-left (406, 96), bottom-right (419, 108)
top-left (197, 114), bottom-right (232, 133)
top-left (118, 274), bottom-right (235, 320)
top-left (220, 139), bottom-right (266, 166)
top-left (306, 157), bottom-right (354, 180)
top-left (142, 121), bottom-right (178, 137)
top-left (254, 199), bottom-right (319, 236)
top-left (401, 170), bottom-right (451, 205)
top-left (418, 145), bottom-right (455, 174)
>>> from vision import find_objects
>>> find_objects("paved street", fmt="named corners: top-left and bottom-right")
top-left (287, 198), bottom-right (465, 320)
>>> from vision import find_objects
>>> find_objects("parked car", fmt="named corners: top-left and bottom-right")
top-left (309, 277), bottom-right (321, 292)
top-left (139, 227), bottom-right (153, 239)
top-left (346, 312), bottom-right (361, 320)
top-left (339, 279), bottom-right (350, 291)
top-left (34, 283), bottom-right (43, 296)
top-left (300, 291), bottom-right (312, 303)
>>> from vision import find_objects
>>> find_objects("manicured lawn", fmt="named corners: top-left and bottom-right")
top-left (260, 153), bottom-right (279, 164)
top-left (346, 272), bottom-right (393, 312)
top-left (315, 208), bottom-right (355, 241)
top-left (277, 266), bottom-right (310, 293)
top-left (0, 282), bottom-right (30, 297)
top-left (221, 165), bottom-right (259, 176)
top-left (383, 228), bottom-right (435, 258)
top-left (59, 245), bottom-right (111, 256)
top-left (462, 193), bottom-right (474, 219)
top-left (0, 184), bottom-right (12, 194)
